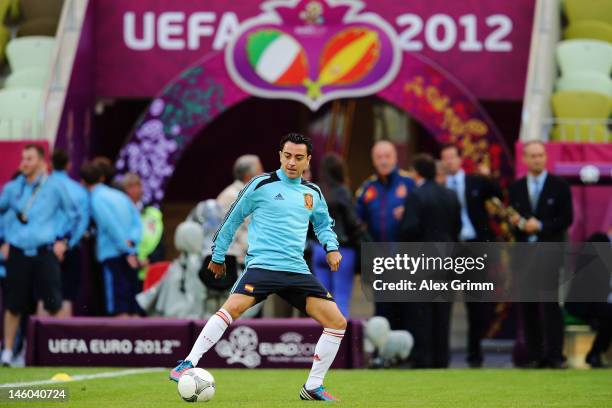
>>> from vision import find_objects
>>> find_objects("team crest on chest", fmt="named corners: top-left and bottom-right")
top-left (364, 186), bottom-right (377, 203)
top-left (303, 193), bottom-right (314, 210)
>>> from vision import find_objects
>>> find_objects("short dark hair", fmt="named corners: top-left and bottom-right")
top-left (319, 152), bottom-right (346, 186)
top-left (280, 133), bottom-right (312, 156)
top-left (92, 156), bottom-right (116, 184)
top-left (52, 149), bottom-right (69, 170)
top-left (80, 161), bottom-right (102, 186)
top-left (412, 153), bottom-right (436, 180)
top-left (23, 143), bottom-right (45, 158)
top-left (440, 143), bottom-right (460, 156)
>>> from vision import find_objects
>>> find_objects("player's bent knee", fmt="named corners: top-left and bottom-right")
top-left (222, 294), bottom-right (255, 320)
top-left (336, 316), bottom-right (348, 330)
top-left (327, 314), bottom-right (347, 330)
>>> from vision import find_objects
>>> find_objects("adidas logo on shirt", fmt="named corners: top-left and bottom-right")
top-left (274, 193), bottom-right (284, 200)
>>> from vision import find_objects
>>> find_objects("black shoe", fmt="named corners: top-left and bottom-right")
top-left (586, 352), bottom-right (604, 368)
top-left (467, 357), bottom-right (483, 368)
top-left (516, 359), bottom-right (540, 369)
top-left (543, 358), bottom-right (567, 369)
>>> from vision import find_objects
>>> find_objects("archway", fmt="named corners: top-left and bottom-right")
top-left (117, 51), bottom-right (513, 205)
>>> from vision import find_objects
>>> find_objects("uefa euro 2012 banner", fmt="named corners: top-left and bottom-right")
top-left (27, 318), bottom-right (361, 368)
top-left (95, 0), bottom-right (535, 100)
top-left (361, 242), bottom-right (612, 303)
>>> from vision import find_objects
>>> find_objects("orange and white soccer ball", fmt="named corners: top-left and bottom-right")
top-left (177, 368), bottom-right (216, 402)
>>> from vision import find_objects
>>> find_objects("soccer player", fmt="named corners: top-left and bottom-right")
top-left (170, 133), bottom-right (345, 401)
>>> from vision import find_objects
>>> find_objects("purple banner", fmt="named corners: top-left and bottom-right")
top-left (117, 50), bottom-right (513, 205)
top-left (27, 317), bottom-right (363, 368)
top-left (28, 317), bottom-right (192, 367)
top-left (194, 318), bottom-right (351, 369)
top-left (94, 0), bottom-right (534, 100)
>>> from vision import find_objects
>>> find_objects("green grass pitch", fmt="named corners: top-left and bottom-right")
top-left (1, 367), bottom-right (611, 407)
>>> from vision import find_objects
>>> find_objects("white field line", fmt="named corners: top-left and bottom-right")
top-left (0, 367), bottom-right (165, 388)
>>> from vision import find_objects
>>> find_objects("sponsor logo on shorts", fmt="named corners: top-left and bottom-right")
top-left (326, 292), bottom-right (333, 298)
top-left (304, 193), bottom-right (313, 210)
top-left (244, 284), bottom-right (254, 293)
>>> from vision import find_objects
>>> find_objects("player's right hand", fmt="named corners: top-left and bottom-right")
top-left (326, 251), bottom-right (342, 272)
top-left (208, 261), bottom-right (226, 279)
top-left (0, 243), bottom-right (9, 260)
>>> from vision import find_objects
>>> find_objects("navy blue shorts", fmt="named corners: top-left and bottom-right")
top-left (61, 246), bottom-right (81, 301)
top-left (230, 268), bottom-right (334, 314)
top-left (102, 256), bottom-right (141, 315)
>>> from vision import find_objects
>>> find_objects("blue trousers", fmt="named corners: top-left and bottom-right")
top-left (311, 244), bottom-right (356, 317)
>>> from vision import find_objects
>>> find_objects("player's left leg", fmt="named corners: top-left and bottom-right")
top-left (301, 296), bottom-right (346, 401)
top-left (170, 293), bottom-right (256, 381)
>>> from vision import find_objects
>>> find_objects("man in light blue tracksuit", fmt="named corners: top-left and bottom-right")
top-left (0, 144), bottom-right (80, 366)
top-left (81, 162), bottom-right (142, 317)
top-left (170, 134), bottom-right (346, 401)
top-left (51, 150), bottom-right (90, 316)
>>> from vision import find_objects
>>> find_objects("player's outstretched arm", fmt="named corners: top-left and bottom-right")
top-left (210, 176), bottom-right (261, 265)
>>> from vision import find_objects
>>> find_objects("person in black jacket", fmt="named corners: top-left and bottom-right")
top-left (311, 153), bottom-right (368, 316)
top-left (400, 154), bottom-right (461, 367)
top-left (509, 140), bottom-right (573, 368)
top-left (440, 144), bottom-right (502, 242)
top-left (565, 231), bottom-right (612, 368)
top-left (440, 144), bottom-right (503, 367)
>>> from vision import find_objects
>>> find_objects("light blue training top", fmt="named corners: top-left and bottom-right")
top-left (212, 169), bottom-right (339, 274)
top-left (52, 171), bottom-right (90, 248)
top-left (90, 184), bottom-right (142, 262)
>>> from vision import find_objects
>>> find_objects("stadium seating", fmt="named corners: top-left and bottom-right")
top-left (4, 67), bottom-right (48, 88)
top-left (20, 0), bottom-right (63, 22)
top-left (17, 18), bottom-right (57, 37)
top-left (564, 0), bottom-right (612, 26)
top-left (5, 36), bottom-right (55, 72)
top-left (0, 24), bottom-right (8, 64)
top-left (9, 0), bottom-right (17, 18)
top-left (0, 88), bottom-right (43, 140)
top-left (0, 0), bottom-right (9, 66)
top-left (0, 0), bottom-right (10, 22)
top-left (550, 91), bottom-right (611, 142)
top-left (564, 21), bottom-right (612, 43)
top-left (556, 72), bottom-right (612, 95)
top-left (556, 39), bottom-right (612, 76)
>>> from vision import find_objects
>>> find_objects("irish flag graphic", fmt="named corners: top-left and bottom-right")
top-left (246, 30), bottom-right (308, 86)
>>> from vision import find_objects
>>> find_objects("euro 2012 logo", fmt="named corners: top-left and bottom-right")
top-left (226, 0), bottom-right (401, 111)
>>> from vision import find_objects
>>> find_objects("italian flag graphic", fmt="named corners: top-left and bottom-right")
top-left (246, 30), bottom-right (308, 86)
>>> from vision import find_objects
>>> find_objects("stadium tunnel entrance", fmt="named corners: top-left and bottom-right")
top-left (115, 51), bottom-right (514, 209)
top-left (111, 51), bottom-right (517, 257)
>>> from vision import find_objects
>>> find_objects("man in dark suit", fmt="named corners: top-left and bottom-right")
top-left (400, 154), bottom-right (461, 367)
top-left (440, 144), bottom-right (503, 367)
top-left (509, 140), bottom-right (573, 368)
top-left (565, 231), bottom-right (612, 368)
